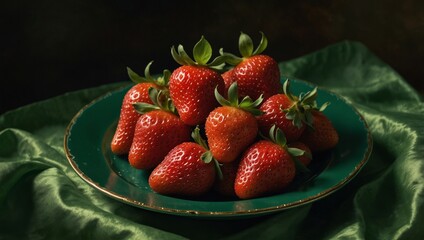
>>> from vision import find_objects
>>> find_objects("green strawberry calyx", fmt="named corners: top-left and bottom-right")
top-left (132, 87), bottom-right (176, 115)
top-left (127, 61), bottom-right (170, 87)
top-left (192, 126), bottom-right (223, 180)
top-left (282, 79), bottom-right (330, 129)
top-left (267, 125), bottom-right (311, 173)
top-left (171, 36), bottom-right (227, 71)
top-left (219, 31), bottom-right (268, 65)
top-left (215, 82), bottom-right (263, 116)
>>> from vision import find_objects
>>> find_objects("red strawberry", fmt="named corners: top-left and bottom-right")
top-left (128, 89), bottom-right (191, 169)
top-left (149, 142), bottom-right (215, 196)
top-left (169, 36), bottom-right (226, 126)
top-left (205, 82), bottom-right (263, 163)
top-left (220, 32), bottom-right (280, 100)
top-left (111, 62), bottom-right (169, 155)
top-left (148, 127), bottom-right (219, 197)
top-left (234, 126), bottom-right (307, 199)
top-left (257, 79), bottom-right (326, 143)
top-left (300, 110), bottom-right (339, 152)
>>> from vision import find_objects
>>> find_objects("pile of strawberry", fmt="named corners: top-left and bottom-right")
top-left (110, 32), bottom-right (339, 200)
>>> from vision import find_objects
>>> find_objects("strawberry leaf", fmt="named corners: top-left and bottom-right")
top-left (193, 36), bottom-right (212, 65)
top-left (148, 87), bottom-right (159, 106)
top-left (287, 147), bottom-right (305, 157)
top-left (213, 159), bottom-right (224, 180)
top-left (240, 96), bottom-right (263, 116)
top-left (127, 67), bottom-right (143, 84)
top-left (192, 126), bottom-right (209, 150)
top-left (269, 125), bottom-right (277, 143)
top-left (275, 127), bottom-right (287, 146)
top-left (144, 61), bottom-right (153, 81)
top-left (219, 48), bottom-right (243, 65)
top-left (132, 102), bottom-right (160, 114)
top-left (228, 81), bottom-right (239, 105)
top-left (158, 69), bottom-right (171, 86)
top-left (178, 45), bottom-right (196, 65)
top-left (252, 31), bottom-right (268, 55)
top-left (134, 87), bottom-right (177, 114)
top-left (171, 46), bottom-right (186, 65)
top-left (215, 86), bottom-right (231, 106)
top-left (301, 87), bottom-right (318, 105)
top-left (319, 101), bottom-right (331, 112)
top-left (201, 151), bottom-right (213, 164)
top-left (282, 79), bottom-right (296, 102)
top-left (239, 32), bottom-right (254, 58)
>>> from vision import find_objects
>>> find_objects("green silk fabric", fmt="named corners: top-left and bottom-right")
top-left (1, 41), bottom-right (423, 239)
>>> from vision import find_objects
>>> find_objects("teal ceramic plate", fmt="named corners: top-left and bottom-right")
top-left (64, 79), bottom-right (372, 219)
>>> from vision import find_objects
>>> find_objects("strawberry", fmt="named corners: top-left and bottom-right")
top-left (220, 32), bottom-right (280, 101)
top-left (111, 62), bottom-right (169, 155)
top-left (128, 88), bottom-right (191, 169)
top-left (149, 127), bottom-right (219, 197)
top-left (205, 82), bottom-right (263, 163)
top-left (257, 79), bottom-right (327, 143)
top-left (169, 36), bottom-right (226, 126)
top-left (234, 126), bottom-right (307, 199)
top-left (300, 110), bottom-right (339, 152)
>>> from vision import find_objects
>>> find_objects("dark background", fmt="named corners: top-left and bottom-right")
top-left (1, 0), bottom-right (423, 114)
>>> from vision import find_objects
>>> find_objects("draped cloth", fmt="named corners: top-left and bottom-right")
top-left (1, 41), bottom-right (423, 239)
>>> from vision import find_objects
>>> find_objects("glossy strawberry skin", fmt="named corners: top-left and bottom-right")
top-left (258, 94), bottom-right (306, 143)
top-left (128, 110), bottom-right (191, 170)
top-left (300, 111), bottom-right (339, 152)
top-left (169, 65), bottom-right (225, 126)
top-left (229, 55), bottom-right (280, 101)
top-left (205, 106), bottom-right (258, 163)
top-left (149, 142), bottom-right (216, 196)
top-left (235, 140), bottom-right (296, 199)
top-left (111, 83), bottom-right (157, 155)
